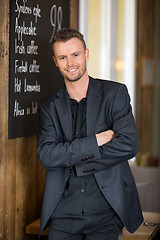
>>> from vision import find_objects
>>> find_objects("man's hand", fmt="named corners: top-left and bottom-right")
top-left (96, 130), bottom-right (114, 146)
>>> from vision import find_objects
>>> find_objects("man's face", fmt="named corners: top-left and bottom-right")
top-left (53, 38), bottom-right (89, 82)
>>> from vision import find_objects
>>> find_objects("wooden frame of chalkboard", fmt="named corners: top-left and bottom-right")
top-left (9, 0), bottom-right (70, 139)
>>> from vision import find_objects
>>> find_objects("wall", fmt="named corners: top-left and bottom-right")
top-left (0, 1), bottom-right (78, 239)
top-left (152, 0), bottom-right (160, 157)
top-left (81, 0), bottom-right (136, 114)
top-left (136, 0), bottom-right (155, 155)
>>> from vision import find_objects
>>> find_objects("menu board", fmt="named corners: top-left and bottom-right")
top-left (9, 0), bottom-right (70, 139)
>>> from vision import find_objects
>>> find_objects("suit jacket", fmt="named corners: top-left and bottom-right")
top-left (37, 77), bottom-right (143, 236)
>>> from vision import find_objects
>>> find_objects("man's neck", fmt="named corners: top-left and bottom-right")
top-left (65, 74), bottom-right (89, 102)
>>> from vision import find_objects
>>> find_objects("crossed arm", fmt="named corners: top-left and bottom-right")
top-left (96, 130), bottom-right (114, 146)
top-left (37, 84), bottom-right (139, 174)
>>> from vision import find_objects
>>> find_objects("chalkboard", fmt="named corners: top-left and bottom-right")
top-left (9, 0), bottom-right (70, 139)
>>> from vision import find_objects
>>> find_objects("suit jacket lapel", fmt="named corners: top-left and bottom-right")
top-left (86, 77), bottom-right (103, 136)
top-left (54, 86), bottom-right (73, 142)
top-left (54, 77), bottom-right (102, 141)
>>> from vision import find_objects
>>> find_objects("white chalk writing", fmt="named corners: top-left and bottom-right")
top-left (14, 100), bottom-right (25, 116)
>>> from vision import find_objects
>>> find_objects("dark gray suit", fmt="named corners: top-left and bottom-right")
top-left (37, 77), bottom-right (143, 236)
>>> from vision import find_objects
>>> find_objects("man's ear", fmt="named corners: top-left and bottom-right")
top-left (53, 56), bottom-right (58, 67)
top-left (85, 48), bottom-right (89, 61)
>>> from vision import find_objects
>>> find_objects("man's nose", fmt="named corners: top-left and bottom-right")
top-left (67, 57), bottom-right (74, 66)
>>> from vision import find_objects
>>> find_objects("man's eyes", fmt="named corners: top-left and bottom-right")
top-left (59, 56), bottom-right (66, 60)
top-left (73, 53), bottom-right (79, 57)
top-left (59, 53), bottom-right (80, 60)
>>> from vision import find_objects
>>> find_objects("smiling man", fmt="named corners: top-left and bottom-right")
top-left (37, 28), bottom-right (143, 240)
top-left (53, 37), bottom-right (88, 83)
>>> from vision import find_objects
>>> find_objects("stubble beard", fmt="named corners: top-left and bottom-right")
top-left (60, 64), bottom-right (87, 83)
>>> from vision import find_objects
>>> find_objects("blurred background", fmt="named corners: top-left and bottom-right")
top-left (78, 0), bottom-right (160, 166)
top-left (77, 0), bottom-right (160, 220)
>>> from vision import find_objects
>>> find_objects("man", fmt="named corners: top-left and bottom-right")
top-left (37, 28), bottom-right (143, 240)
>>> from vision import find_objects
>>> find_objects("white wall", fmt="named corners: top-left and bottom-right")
top-left (79, 0), bottom-right (136, 115)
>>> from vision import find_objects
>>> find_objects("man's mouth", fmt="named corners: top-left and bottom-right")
top-left (66, 67), bottom-right (78, 73)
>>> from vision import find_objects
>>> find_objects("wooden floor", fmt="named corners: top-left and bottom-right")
top-left (26, 218), bottom-right (48, 236)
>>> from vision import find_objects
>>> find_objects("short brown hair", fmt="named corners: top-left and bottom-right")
top-left (52, 28), bottom-right (86, 54)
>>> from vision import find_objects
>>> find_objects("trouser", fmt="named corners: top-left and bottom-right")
top-left (48, 209), bottom-right (124, 240)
